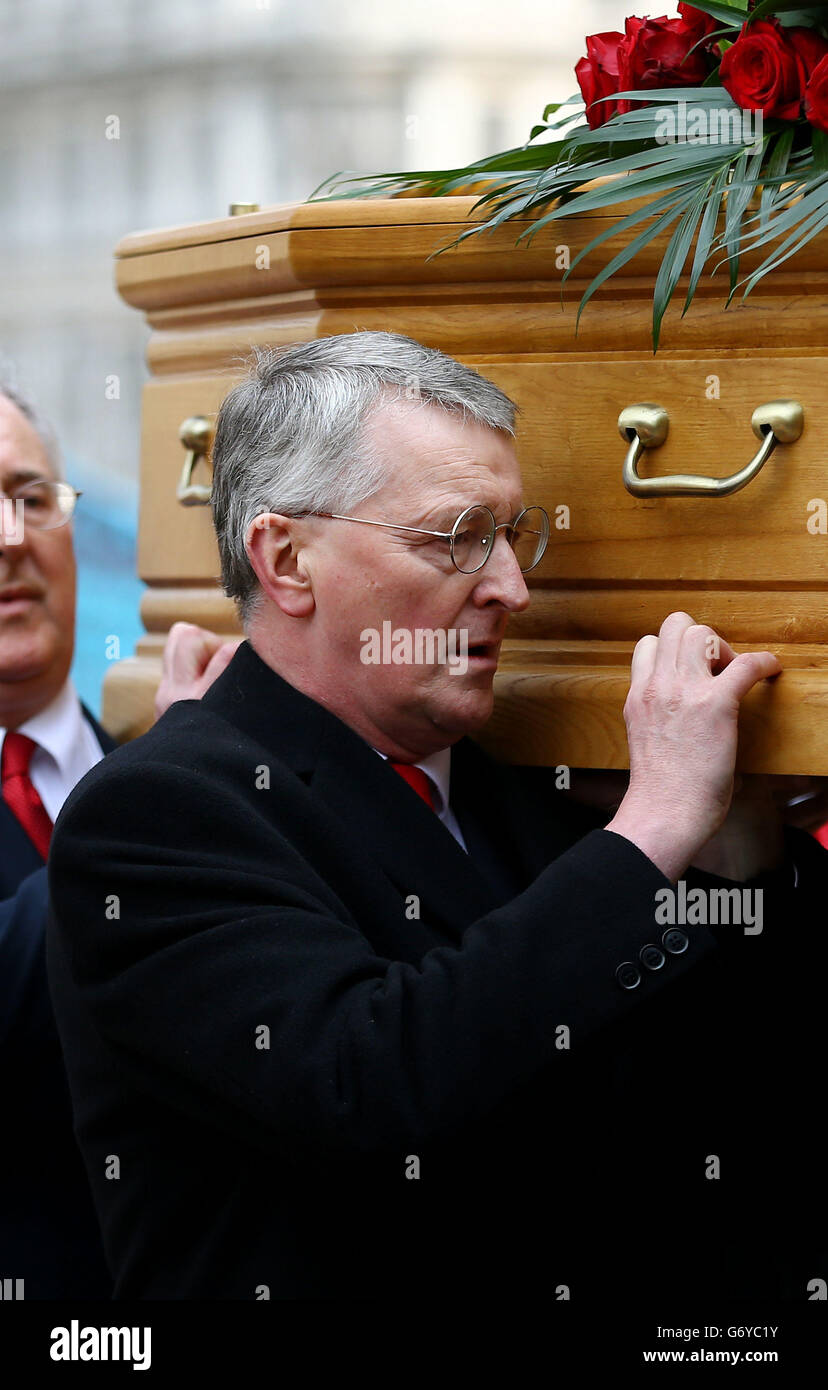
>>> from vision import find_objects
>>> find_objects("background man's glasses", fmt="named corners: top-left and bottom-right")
top-left (0, 479), bottom-right (82, 531)
top-left (296, 503), bottom-right (550, 574)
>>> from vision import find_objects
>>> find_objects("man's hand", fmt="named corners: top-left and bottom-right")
top-left (605, 612), bottom-right (781, 882)
top-left (154, 623), bottom-right (243, 721)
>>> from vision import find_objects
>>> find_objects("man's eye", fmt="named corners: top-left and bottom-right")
top-left (14, 487), bottom-right (50, 508)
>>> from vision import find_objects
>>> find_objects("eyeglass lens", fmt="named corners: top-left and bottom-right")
top-left (452, 505), bottom-right (549, 574)
top-left (5, 481), bottom-right (75, 530)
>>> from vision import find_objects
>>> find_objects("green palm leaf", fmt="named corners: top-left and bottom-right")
top-left (573, 203), bottom-right (693, 329)
top-left (561, 188), bottom-right (695, 282)
top-left (759, 128), bottom-right (795, 227)
top-left (683, 0), bottom-right (748, 22)
top-left (749, 0), bottom-right (827, 20)
top-left (735, 172), bottom-right (828, 251)
top-left (683, 164), bottom-right (730, 312)
top-left (721, 144), bottom-right (767, 301)
top-left (513, 147), bottom-right (746, 246)
top-left (653, 191), bottom-right (711, 349)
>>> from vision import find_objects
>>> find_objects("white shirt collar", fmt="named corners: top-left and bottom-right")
top-left (372, 745), bottom-right (452, 816)
top-left (2, 677), bottom-right (90, 780)
top-left (0, 678), bottom-right (105, 826)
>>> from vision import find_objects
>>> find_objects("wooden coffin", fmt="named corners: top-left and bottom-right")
top-left (110, 194), bottom-right (828, 772)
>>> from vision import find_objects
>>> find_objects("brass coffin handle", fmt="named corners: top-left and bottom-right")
top-left (618, 399), bottom-right (804, 498)
top-left (177, 416), bottom-right (214, 506)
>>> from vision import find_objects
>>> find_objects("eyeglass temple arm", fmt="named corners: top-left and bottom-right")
top-left (322, 511), bottom-right (546, 541)
top-left (324, 513), bottom-right (454, 540)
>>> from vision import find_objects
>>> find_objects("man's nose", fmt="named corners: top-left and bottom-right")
top-left (472, 533), bottom-right (531, 611)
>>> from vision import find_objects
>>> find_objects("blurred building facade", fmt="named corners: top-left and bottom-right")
top-left (0, 0), bottom-right (624, 710)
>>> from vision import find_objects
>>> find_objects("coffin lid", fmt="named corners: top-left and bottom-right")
top-left (113, 184), bottom-right (828, 329)
top-left (114, 196), bottom-right (499, 258)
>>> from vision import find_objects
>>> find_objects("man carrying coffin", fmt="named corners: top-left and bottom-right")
top-left (47, 333), bottom-right (827, 1300)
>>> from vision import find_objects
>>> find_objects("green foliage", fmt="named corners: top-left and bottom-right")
top-left (687, 1), bottom-right (748, 23)
top-left (309, 2), bottom-right (828, 350)
top-left (749, 2), bottom-right (828, 22)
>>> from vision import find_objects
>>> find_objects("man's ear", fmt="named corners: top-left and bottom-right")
top-left (244, 514), bottom-right (315, 618)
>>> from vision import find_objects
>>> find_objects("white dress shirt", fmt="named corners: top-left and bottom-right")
top-left (373, 744), bottom-right (468, 852)
top-left (0, 678), bottom-right (106, 825)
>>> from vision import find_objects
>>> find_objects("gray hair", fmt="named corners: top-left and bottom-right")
top-left (210, 331), bottom-right (519, 625)
top-left (0, 363), bottom-right (62, 479)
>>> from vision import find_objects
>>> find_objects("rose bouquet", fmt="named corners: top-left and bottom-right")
top-left (312, 2), bottom-right (828, 350)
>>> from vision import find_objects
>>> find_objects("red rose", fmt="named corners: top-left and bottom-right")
top-left (720, 19), bottom-right (808, 119)
top-left (788, 25), bottom-right (828, 79)
top-left (617, 14), bottom-right (713, 115)
top-left (805, 52), bottom-right (828, 132)
top-left (576, 31), bottom-right (624, 128)
top-left (677, 3), bottom-right (721, 51)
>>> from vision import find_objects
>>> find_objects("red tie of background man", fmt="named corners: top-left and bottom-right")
top-left (1, 730), bottom-right (53, 860)
top-left (390, 761), bottom-right (436, 812)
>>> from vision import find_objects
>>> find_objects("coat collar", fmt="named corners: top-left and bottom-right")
top-left (200, 640), bottom-right (543, 943)
top-left (370, 744), bottom-right (453, 817)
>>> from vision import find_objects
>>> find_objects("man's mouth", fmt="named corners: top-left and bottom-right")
top-left (0, 586), bottom-right (40, 612)
top-left (466, 640), bottom-right (501, 665)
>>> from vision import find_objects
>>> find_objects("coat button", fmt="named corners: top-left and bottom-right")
top-left (639, 943), bottom-right (666, 971)
top-left (662, 927), bottom-right (689, 955)
top-left (616, 961), bottom-right (641, 990)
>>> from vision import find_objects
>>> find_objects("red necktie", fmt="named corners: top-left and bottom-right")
top-left (1, 730), bottom-right (53, 859)
top-left (390, 761), bottom-right (436, 812)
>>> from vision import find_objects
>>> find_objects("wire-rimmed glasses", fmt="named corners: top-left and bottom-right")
top-left (298, 503), bottom-right (550, 574)
top-left (0, 479), bottom-right (82, 531)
